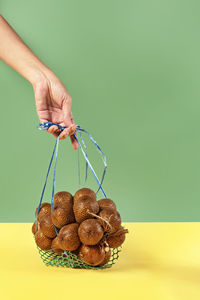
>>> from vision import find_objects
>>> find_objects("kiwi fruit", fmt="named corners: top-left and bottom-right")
top-left (78, 219), bottom-right (104, 245)
top-left (40, 215), bottom-right (57, 238)
top-left (51, 207), bottom-right (70, 228)
top-left (74, 188), bottom-right (96, 203)
top-left (106, 226), bottom-right (128, 248)
top-left (35, 203), bottom-right (51, 222)
top-left (51, 236), bottom-right (64, 256)
top-left (32, 221), bottom-right (40, 234)
top-left (98, 208), bottom-right (121, 233)
top-left (73, 198), bottom-right (99, 223)
top-left (98, 198), bottom-right (116, 211)
top-left (53, 191), bottom-right (73, 210)
top-left (35, 229), bottom-right (52, 250)
top-left (78, 244), bottom-right (105, 266)
top-left (58, 223), bottom-right (80, 251)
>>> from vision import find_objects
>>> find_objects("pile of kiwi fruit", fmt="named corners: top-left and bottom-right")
top-left (32, 188), bottom-right (128, 267)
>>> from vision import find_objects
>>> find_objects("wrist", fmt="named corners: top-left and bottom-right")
top-left (29, 64), bottom-right (52, 89)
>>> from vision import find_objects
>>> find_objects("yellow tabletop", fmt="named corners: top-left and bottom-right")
top-left (0, 223), bottom-right (200, 300)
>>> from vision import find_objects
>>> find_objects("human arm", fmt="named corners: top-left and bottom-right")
top-left (0, 15), bottom-right (78, 149)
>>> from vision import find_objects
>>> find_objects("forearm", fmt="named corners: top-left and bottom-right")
top-left (0, 15), bottom-right (52, 87)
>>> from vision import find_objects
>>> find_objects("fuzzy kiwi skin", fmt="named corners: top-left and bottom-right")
top-left (53, 191), bottom-right (73, 210)
top-left (40, 215), bottom-right (57, 238)
top-left (74, 188), bottom-right (96, 203)
top-left (32, 221), bottom-right (40, 234)
top-left (98, 208), bottom-right (121, 233)
top-left (73, 199), bottom-right (99, 223)
top-left (106, 226), bottom-right (128, 248)
top-left (78, 219), bottom-right (104, 245)
top-left (35, 230), bottom-right (52, 250)
top-left (58, 223), bottom-right (80, 251)
top-left (98, 199), bottom-right (116, 211)
top-left (51, 236), bottom-right (64, 256)
top-left (51, 206), bottom-right (73, 228)
top-left (35, 203), bottom-right (51, 222)
top-left (78, 244), bottom-right (105, 266)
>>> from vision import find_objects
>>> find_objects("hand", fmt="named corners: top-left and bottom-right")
top-left (33, 73), bottom-right (79, 150)
top-left (0, 15), bottom-right (78, 149)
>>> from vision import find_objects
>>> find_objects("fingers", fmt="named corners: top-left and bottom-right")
top-left (46, 125), bottom-right (58, 134)
top-left (45, 123), bottom-right (78, 149)
top-left (70, 134), bottom-right (79, 150)
top-left (61, 98), bottom-right (79, 149)
top-left (46, 125), bottom-right (61, 138)
top-left (59, 124), bottom-right (77, 140)
top-left (59, 125), bottom-right (79, 150)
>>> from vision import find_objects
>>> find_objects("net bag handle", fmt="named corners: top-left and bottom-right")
top-left (36, 122), bottom-right (107, 231)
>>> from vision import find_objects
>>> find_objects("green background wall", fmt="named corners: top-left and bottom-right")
top-left (0, 0), bottom-right (200, 222)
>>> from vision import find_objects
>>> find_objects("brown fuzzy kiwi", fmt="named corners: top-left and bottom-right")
top-left (78, 219), bottom-right (104, 245)
top-left (58, 223), bottom-right (80, 251)
top-left (106, 226), bottom-right (128, 248)
top-left (53, 191), bottom-right (73, 210)
top-left (51, 236), bottom-right (64, 256)
top-left (32, 221), bottom-right (40, 234)
top-left (78, 244), bottom-right (105, 266)
top-left (35, 229), bottom-right (52, 250)
top-left (98, 198), bottom-right (117, 211)
top-left (74, 188), bottom-right (96, 203)
top-left (40, 215), bottom-right (57, 238)
top-left (73, 198), bottom-right (99, 223)
top-left (51, 207), bottom-right (71, 228)
top-left (35, 203), bottom-right (51, 222)
top-left (98, 208), bottom-right (121, 233)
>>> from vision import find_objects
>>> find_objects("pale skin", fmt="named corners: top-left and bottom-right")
top-left (0, 15), bottom-right (78, 149)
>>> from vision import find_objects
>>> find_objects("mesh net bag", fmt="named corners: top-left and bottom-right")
top-left (34, 122), bottom-right (122, 269)
top-left (38, 247), bottom-right (121, 269)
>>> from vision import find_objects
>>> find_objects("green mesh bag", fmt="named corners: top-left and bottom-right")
top-left (37, 247), bottom-right (121, 269)
top-left (35, 123), bottom-right (122, 269)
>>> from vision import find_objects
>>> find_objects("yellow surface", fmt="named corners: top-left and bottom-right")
top-left (0, 223), bottom-right (200, 300)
